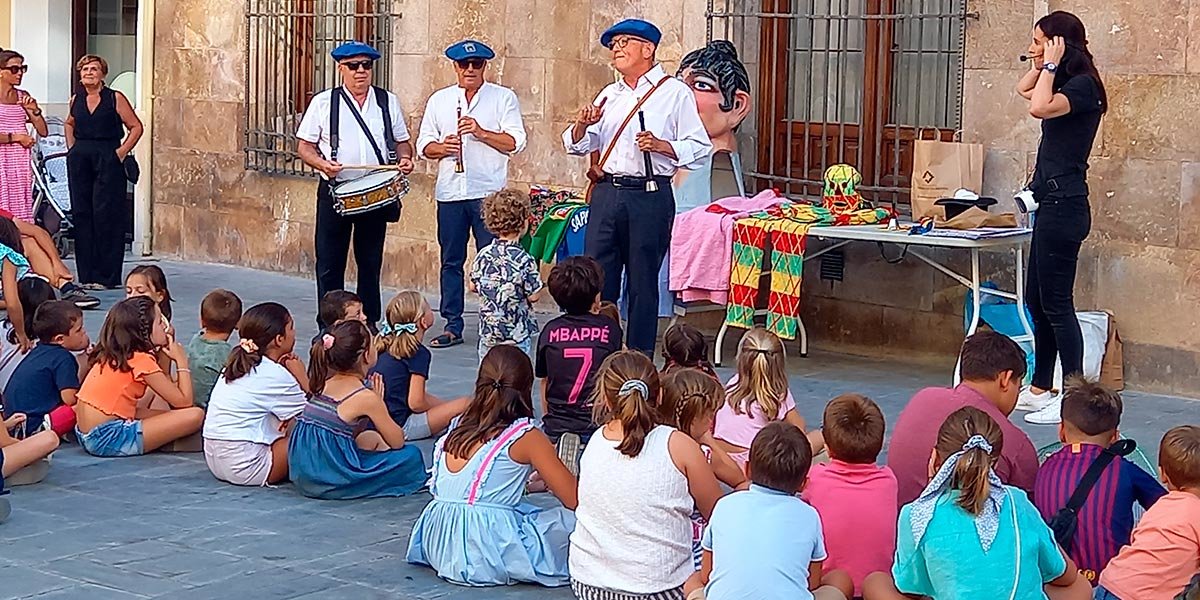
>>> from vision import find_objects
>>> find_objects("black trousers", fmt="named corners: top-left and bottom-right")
top-left (1026, 195), bottom-right (1091, 390)
top-left (315, 179), bottom-right (388, 326)
top-left (584, 178), bottom-right (674, 355)
top-left (66, 140), bottom-right (127, 287)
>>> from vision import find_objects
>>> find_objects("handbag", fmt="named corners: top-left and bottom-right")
top-left (329, 86), bottom-right (403, 222)
top-left (1048, 439), bottom-right (1137, 547)
top-left (582, 76), bottom-right (672, 202)
top-left (123, 155), bottom-right (140, 184)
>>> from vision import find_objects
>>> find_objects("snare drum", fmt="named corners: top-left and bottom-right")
top-left (331, 170), bottom-right (410, 216)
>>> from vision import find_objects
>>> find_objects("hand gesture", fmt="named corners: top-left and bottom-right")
top-left (16, 332), bottom-right (32, 354)
top-left (397, 156), bottom-right (414, 174)
top-left (636, 130), bottom-right (666, 154)
top-left (368, 372), bottom-right (386, 403)
top-left (11, 133), bottom-right (35, 149)
top-left (3, 412), bottom-right (26, 429)
top-left (1043, 36), bottom-right (1066, 64)
top-left (321, 160), bottom-right (344, 179)
top-left (165, 340), bottom-right (188, 364)
top-left (19, 95), bottom-right (39, 114)
top-left (576, 96), bottom-right (607, 127)
top-left (53, 263), bottom-right (74, 283)
top-left (441, 134), bottom-right (461, 157)
top-left (457, 116), bottom-right (480, 137)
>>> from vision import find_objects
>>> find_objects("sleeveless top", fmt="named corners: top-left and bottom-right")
top-left (570, 425), bottom-right (694, 593)
top-left (295, 387), bottom-right (371, 439)
top-left (70, 87), bottom-right (124, 142)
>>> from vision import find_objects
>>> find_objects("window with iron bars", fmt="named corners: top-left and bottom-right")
top-left (708, 0), bottom-right (973, 211)
top-left (244, 0), bottom-right (395, 177)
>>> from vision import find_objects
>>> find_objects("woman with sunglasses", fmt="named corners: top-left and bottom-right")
top-left (0, 50), bottom-right (49, 223)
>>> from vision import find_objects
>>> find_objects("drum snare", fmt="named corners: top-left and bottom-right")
top-left (331, 169), bottom-right (410, 216)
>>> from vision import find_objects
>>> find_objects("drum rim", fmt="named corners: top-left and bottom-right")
top-left (333, 170), bottom-right (402, 194)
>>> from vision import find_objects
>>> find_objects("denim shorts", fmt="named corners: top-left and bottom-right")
top-left (77, 419), bottom-right (145, 457)
top-left (1093, 585), bottom-right (1121, 600)
top-left (401, 411), bottom-right (432, 441)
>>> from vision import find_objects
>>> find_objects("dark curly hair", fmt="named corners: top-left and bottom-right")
top-left (482, 189), bottom-right (530, 237)
top-left (677, 40), bottom-right (751, 113)
top-left (89, 296), bottom-right (158, 373)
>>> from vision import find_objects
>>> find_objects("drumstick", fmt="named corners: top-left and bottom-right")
top-left (338, 164), bottom-right (408, 171)
top-left (455, 105), bottom-right (466, 174)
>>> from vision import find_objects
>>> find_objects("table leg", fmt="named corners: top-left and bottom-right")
top-left (967, 248), bottom-right (983, 336)
top-left (715, 321), bottom-right (730, 366)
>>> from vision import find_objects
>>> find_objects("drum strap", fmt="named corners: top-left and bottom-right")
top-left (329, 86), bottom-right (398, 164)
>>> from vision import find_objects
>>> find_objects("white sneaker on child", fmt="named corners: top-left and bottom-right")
top-left (1015, 387), bottom-right (1055, 412)
top-left (1024, 395), bottom-right (1063, 425)
top-left (557, 433), bottom-right (581, 478)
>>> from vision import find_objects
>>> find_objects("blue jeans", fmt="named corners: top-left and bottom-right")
top-left (1093, 585), bottom-right (1121, 600)
top-left (437, 199), bottom-right (493, 337)
top-left (77, 419), bottom-right (144, 457)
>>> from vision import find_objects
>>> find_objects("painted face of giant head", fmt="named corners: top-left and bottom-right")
top-left (677, 40), bottom-right (752, 154)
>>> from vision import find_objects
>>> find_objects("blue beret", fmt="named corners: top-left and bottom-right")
top-left (445, 39), bottom-right (495, 61)
top-left (330, 41), bottom-right (381, 61)
top-left (600, 19), bottom-right (662, 48)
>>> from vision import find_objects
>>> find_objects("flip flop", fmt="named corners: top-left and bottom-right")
top-left (429, 332), bottom-right (463, 348)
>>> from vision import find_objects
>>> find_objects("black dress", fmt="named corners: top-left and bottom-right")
top-left (66, 86), bottom-right (127, 288)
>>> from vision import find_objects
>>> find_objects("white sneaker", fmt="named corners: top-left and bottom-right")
top-left (1015, 388), bottom-right (1055, 412)
top-left (1025, 395), bottom-right (1063, 425)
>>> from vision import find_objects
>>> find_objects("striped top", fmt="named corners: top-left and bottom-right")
top-left (295, 389), bottom-right (370, 439)
top-left (1033, 442), bottom-right (1166, 582)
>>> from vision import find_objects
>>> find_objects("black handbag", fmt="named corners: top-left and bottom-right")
top-left (1048, 439), bottom-right (1136, 547)
top-left (122, 155), bottom-right (140, 184)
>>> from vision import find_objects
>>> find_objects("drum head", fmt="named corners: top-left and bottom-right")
top-left (334, 170), bottom-right (399, 195)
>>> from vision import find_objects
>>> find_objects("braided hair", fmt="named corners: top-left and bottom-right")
top-left (89, 296), bottom-right (159, 372)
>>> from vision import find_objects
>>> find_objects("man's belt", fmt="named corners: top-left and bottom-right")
top-left (599, 174), bottom-right (673, 189)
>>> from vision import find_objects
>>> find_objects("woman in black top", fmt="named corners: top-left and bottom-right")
top-left (65, 54), bottom-right (143, 290)
top-left (1015, 11), bottom-right (1106, 416)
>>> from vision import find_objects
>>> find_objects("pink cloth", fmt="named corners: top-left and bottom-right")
top-left (887, 384), bottom-right (1040, 506)
top-left (1099, 490), bottom-right (1200, 600)
top-left (802, 460), bottom-right (899, 595)
top-left (0, 95), bottom-right (33, 222)
top-left (713, 373), bottom-right (795, 455)
top-left (668, 189), bottom-right (787, 305)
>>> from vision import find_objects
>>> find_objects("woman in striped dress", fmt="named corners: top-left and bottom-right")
top-left (0, 50), bottom-right (48, 222)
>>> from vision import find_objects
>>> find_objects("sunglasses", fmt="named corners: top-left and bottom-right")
top-left (3, 65), bottom-right (28, 75)
top-left (341, 60), bottom-right (374, 72)
top-left (455, 59), bottom-right (486, 70)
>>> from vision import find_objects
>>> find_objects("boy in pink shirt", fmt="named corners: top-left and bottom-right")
top-left (802, 393), bottom-right (898, 596)
top-left (1096, 425), bottom-right (1200, 600)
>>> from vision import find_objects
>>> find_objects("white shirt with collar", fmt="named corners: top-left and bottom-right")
top-left (416, 82), bottom-right (527, 202)
top-left (561, 64), bottom-right (712, 178)
top-left (296, 87), bottom-right (411, 182)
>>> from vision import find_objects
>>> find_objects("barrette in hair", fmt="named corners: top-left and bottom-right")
top-left (961, 434), bottom-right (993, 454)
top-left (239, 338), bottom-right (259, 353)
top-left (491, 381), bottom-right (504, 391)
top-left (378, 322), bottom-right (393, 336)
top-left (322, 333), bottom-right (335, 350)
top-left (618, 379), bottom-right (649, 399)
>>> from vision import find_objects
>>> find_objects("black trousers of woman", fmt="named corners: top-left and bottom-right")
top-left (1025, 194), bottom-right (1091, 390)
top-left (67, 140), bottom-right (127, 288)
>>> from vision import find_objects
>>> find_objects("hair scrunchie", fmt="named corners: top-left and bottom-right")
top-left (618, 379), bottom-right (649, 399)
top-left (322, 333), bottom-right (335, 350)
top-left (239, 338), bottom-right (259, 353)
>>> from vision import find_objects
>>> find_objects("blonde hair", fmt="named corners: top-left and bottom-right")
top-left (727, 327), bottom-right (788, 419)
top-left (589, 350), bottom-right (661, 457)
top-left (376, 291), bottom-right (426, 360)
top-left (659, 368), bottom-right (725, 434)
top-left (935, 406), bottom-right (1005, 515)
top-left (481, 189), bottom-right (530, 237)
top-left (76, 54), bottom-right (109, 76)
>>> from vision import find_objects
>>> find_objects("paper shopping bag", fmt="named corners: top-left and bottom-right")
top-left (1099, 311), bottom-right (1125, 391)
top-left (911, 140), bottom-right (984, 220)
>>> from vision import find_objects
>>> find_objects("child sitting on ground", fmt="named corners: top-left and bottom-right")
top-left (713, 327), bottom-right (823, 470)
top-left (203, 302), bottom-right (308, 487)
top-left (661, 323), bottom-right (718, 379)
top-left (801, 394), bottom-right (897, 597)
top-left (1096, 426), bottom-right (1200, 600)
top-left (685, 422), bottom-right (853, 600)
top-left (0, 217), bottom-right (34, 353)
top-left (0, 278), bottom-right (56, 392)
top-left (125, 265), bottom-right (173, 323)
top-left (288, 320), bottom-right (425, 500)
top-left (314, 290), bottom-right (366, 345)
top-left (862, 406), bottom-right (1090, 600)
top-left (74, 296), bottom-right (205, 457)
top-left (659, 368), bottom-right (748, 570)
top-left (406, 345), bottom-right (577, 587)
top-left (569, 351), bottom-right (725, 598)
top-left (536, 256), bottom-right (622, 469)
top-left (469, 189), bottom-right (543, 361)
top-left (369, 291), bottom-right (468, 442)
top-left (186, 289), bottom-right (243, 409)
top-left (1034, 378), bottom-right (1166, 584)
top-left (4, 301), bottom-right (90, 436)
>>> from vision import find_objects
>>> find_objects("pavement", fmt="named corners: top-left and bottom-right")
top-left (1, 258), bottom-right (1196, 599)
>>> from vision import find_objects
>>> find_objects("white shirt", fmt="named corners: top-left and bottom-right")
top-left (203, 359), bottom-right (307, 446)
top-left (562, 64), bottom-right (712, 177)
top-left (296, 87), bottom-right (411, 182)
top-left (416, 82), bottom-right (527, 202)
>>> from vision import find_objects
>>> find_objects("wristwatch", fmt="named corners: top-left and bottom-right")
top-left (1043, 62), bottom-right (1057, 73)
top-left (31, 109), bottom-right (42, 117)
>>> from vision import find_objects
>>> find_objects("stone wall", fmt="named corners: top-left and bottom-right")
top-left (152, 0), bottom-right (1200, 395)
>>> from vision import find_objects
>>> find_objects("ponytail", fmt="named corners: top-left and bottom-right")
top-left (934, 406), bottom-right (1005, 515)
top-left (307, 320), bottom-right (371, 397)
top-left (307, 334), bottom-right (332, 397)
top-left (224, 302), bottom-right (292, 383)
top-left (590, 351), bottom-right (661, 458)
top-left (443, 345), bottom-right (534, 459)
top-left (728, 327), bottom-right (787, 419)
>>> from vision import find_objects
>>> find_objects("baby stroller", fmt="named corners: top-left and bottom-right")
top-left (31, 117), bottom-right (73, 258)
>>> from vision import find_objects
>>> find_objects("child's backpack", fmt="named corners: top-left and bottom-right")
top-left (1048, 439), bottom-right (1136, 547)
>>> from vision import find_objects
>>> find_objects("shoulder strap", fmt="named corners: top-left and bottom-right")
top-left (1064, 439), bottom-right (1136, 512)
top-left (336, 88), bottom-right (388, 165)
top-left (595, 75), bottom-right (672, 173)
top-left (334, 384), bottom-right (370, 404)
top-left (466, 418), bottom-right (535, 505)
top-left (329, 88), bottom-right (340, 162)
top-left (374, 87), bottom-right (397, 163)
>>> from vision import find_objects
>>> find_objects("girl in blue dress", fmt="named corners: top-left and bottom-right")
top-left (288, 320), bottom-right (425, 500)
top-left (406, 344), bottom-right (577, 587)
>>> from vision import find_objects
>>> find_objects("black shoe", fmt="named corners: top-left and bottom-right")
top-left (429, 332), bottom-right (464, 348)
top-left (60, 283), bottom-right (101, 309)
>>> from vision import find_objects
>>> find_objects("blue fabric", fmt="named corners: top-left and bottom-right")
top-left (600, 19), bottom-right (662, 47)
top-left (893, 486), bottom-right (1067, 600)
top-left (330, 41), bottom-right (380, 61)
top-left (288, 394), bottom-right (427, 500)
top-left (701, 485), bottom-right (827, 600)
top-left (4, 343), bottom-right (79, 428)
top-left (368, 346), bottom-right (432, 426)
top-left (77, 419), bottom-right (144, 457)
top-left (445, 39), bottom-right (495, 61)
top-left (437, 199), bottom-right (493, 337)
top-left (0, 243), bottom-right (30, 281)
top-left (406, 419), bottom-right (575, 587)
top-left (1092, 585), bottom-right (1121, 600)
top-left (554, 206), bottom-right (589, 263)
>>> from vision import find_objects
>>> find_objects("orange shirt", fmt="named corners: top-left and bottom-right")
top-left (1099, 490), bottom-right (1200, 599)
top-left (77, 352), bottom-right (162, 420)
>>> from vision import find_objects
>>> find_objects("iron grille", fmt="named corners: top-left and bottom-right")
top-left (244, 0), bottom-right (396, 177)
top-left (707, 0), bottom-right (974, 211)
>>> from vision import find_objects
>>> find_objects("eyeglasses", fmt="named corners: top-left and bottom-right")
top-left (341, 60), bottom-right (374, 72)
top-left (455, 59), bottom-right (486, 71)
top-left (2, 65), bottom-right (29, 75)
top-left (608, 36), bottom-right (646, 50)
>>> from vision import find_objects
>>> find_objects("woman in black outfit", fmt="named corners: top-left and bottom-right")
top-left (1014, 11), bottom-right (1106, 422)
top-left (65, 54), bottom-right (143, 290)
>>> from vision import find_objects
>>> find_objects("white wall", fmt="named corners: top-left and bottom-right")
top-left (11, 0), bottom-right (74, 112)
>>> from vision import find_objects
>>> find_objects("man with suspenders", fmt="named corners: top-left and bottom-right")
top-left (297, 41), bottom-right (415, 328)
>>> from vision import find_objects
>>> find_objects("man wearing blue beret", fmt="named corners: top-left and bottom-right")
top-left (562, 18), bottom-right (712, 356)
top-left (297, 41), bottom-right (415, 328)
top-left (416, 39), bottom-right (527, 349)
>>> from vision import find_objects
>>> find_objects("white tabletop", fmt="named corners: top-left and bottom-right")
top-left (807, 224), bottom-right (1031, 249)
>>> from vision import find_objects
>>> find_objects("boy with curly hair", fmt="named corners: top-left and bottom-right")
top-left (469, 189), bottom-right (543, 361)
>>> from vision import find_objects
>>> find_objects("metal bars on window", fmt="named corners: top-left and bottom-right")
top-left (707, 0), bottom-right (972, 208)
top-left (244, 0), bottom-right (395, 177)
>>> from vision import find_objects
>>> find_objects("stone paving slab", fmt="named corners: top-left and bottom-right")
top-left (1, 258), bottom-right (1195, 599)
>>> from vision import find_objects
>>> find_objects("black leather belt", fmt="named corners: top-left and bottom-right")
top-left (599, 174), bottom-right (673, 189)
